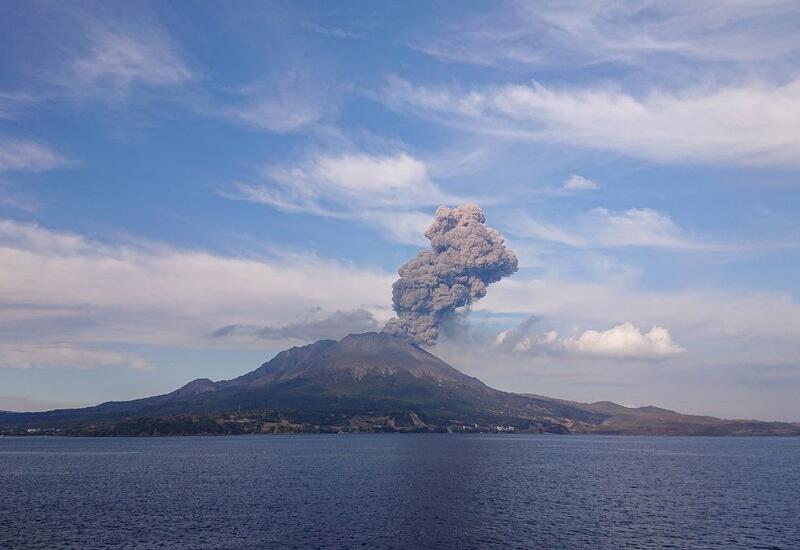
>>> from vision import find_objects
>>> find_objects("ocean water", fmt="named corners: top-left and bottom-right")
top-left (1, 435), bottom-right (798, 549)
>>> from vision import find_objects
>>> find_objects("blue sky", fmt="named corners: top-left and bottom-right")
top-left (1, 1), bottom-right (799, 420)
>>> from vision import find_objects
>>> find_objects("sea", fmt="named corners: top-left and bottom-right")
top-left (1, 434), bottom-right (798, 549)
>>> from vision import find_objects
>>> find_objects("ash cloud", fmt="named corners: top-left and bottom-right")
top-left (383, 204), bottom-right (518, 345)
top-left (212, 308), bottom-right (380, 342)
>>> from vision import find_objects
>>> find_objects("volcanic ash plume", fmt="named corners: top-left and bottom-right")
top-left (382, 204), bottom-right (518, 345)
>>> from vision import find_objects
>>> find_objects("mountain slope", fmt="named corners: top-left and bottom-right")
top-left (526, 395), bottom-right (800, 436)
top-left (1, 333), bottom-right (798, 436)
top-left (0, 333), bottom-right (601, 434)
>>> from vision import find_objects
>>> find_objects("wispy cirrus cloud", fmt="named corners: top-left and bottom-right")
top-left (71, 27), bottom-right (193, 92)
top-left (0, 188), bottom-right (39, 212)
top-left (0, 7), bottom-right (194, 107)
top-left (0, 92), bottom-right (38, 120)
top-left (509, 207), bottom-right (705, 250)
top-left (383, 76), bottom-right (800, 168)
top-left (225, 151), bottom-right (458, 244)
top-left (410, 1), bottom-right (800, 69)
top-left (299, 20), bottom-right (361, 40)
top-left (0, 138), bottom-right (68, 172)
top-left (218, 72), bottom-right (333, 133)
top-left (10, 4), bottom-right (194, 99)
top-left (224, 96), bottom-right (324, 133)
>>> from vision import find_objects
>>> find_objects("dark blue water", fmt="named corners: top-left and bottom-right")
top-left (1, 435), bottom-right (798, 549)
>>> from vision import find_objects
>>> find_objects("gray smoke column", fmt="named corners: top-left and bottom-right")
top-left (382, 204), bottom-right (518, 345)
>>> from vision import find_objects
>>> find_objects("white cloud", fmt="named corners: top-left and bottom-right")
top-left (220, 74), bottom-right (331, 133)
top-left (495, 320), bottom-right (684, 359)
top-left (300, 20), bottom-right (361, 40)
top-left (0, 139), bottom-right (67, 172)
top-left (4, 10), bottom-right (194, 107)
top-left (384, 76), bottom-right (800, 168)
top-left (0, 219), bottom-right (393, 352)
top-left (234, 152), bottom-right (441, 209)
top-left (409, 29), bottom-right (542, 67)
top-left (226, 151), bottom-right (456, 244)
top-left (511, 207), bottom-right (703, 249)
top-left (0, 342), bottom-right (150, 370)
top-left (0, 186), bottom-right (39, 212)
top-left (359, 210), bottom-right (434, 246)
top-left (0, 92), bottom-right (37, 120)
top-left (433, 272), bottom-right (800, 419)
top-left (410, 1), bottom-right (800, 68)
top-left (480, 277), bottom-right (800, 342)
top-left (570, 323), bottom-right (683, 358)
top-left (439, 273), bottom-right (800, 417)
top-left (72, 28), bottom-right (192, 91)
top-left (280, 152), bottom-right (435, 205)
top-left (563, 174), bottom-right (597, 191)
top-left (225, 97), bottom-right (323, 133)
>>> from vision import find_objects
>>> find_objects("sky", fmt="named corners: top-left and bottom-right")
top-left (1, 1), bottom-right (799, 420)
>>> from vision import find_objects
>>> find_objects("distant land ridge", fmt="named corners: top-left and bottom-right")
top-left (1, 332), bottom-right (798, 437)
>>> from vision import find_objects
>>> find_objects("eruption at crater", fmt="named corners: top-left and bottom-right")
top-left (383, 204), bottom-right (518, 345)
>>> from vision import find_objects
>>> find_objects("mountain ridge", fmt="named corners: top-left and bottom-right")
top-left (1, 332), bottom-right (798, 436)
top-left (525, 394), bottom-right (800, 436)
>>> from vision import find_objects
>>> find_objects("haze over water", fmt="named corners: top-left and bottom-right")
top-left (2, 434), bottom-right (798, 549)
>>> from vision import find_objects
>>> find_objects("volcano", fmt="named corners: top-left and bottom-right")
top-left (2, 333), bottom-right (798, 436)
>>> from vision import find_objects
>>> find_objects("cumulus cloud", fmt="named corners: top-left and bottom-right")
top-left (0, 219), bottom-right (393, 351)
top-left (212, 308), bottom-right (381, 342)
top-left (226, 151), bottom-right (457, 244)
top-left (573, 323), bottom-right (684, 358)
top-left (495, 319), bottom-right (684, 359)
top-left (480, 276), bottom-right (800, 343)
top-left (383, 204), bottom-right (518, 344)
top-left (563, 174), bottom-right (598, 191)
top-left (0, 139), bottom-right (67, 172)
top-left (384, 76), bottom-right (800, 168)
